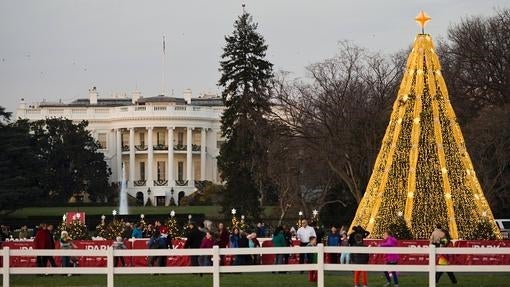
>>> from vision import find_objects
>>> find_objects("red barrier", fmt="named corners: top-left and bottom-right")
top-left (2, 239), bottom-right (509, 267)
top-left (453, 240), bottom-right (510, 265)
top-left (260, 240), bottom-right (301, 265)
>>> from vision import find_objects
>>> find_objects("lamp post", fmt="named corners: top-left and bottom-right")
top-left (147, 188), bottom-right (152, 206)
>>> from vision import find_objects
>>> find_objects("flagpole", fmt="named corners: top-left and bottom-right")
top-left (161, 35), bottom-right (166, 95)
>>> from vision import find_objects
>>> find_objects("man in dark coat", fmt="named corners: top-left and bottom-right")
top-left (45, 224), bottom-right (57, 267)
top-left (184, 222), bottom-right (205, 266)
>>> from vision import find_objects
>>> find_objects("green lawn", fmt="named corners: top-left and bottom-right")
top-left (4, 272), bottom-right (510, 287)
top-left (7, 206), bottom-right (278, 220)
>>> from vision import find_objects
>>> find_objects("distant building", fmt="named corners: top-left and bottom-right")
top-left (16, 87), bottom-right (225, 206)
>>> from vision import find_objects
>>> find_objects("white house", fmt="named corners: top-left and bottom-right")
top-left (16, 87), bottom-right (225, 206)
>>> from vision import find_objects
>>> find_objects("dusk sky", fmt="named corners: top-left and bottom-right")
top-left (0, 0), bottom-right (507, 113)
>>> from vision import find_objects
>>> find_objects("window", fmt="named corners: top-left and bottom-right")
top-left (194, 159), bottom-right (200, 180)
top-left (156, 132), bottom-right (164, 145)
top-left (193, 133), bottom-right (200, 145)
top-left (140, 162), bottom-right (145, 180)
top-left (178, 132), bottom-right (184, 146)
top-left (139, 132), bottom-right (145, 146)
top-left (178, 161), bottom-right (184, 181)
top-left (157, 161), bottom-right (165, 181)
top-left (97, 133), bottom-right (107, 149)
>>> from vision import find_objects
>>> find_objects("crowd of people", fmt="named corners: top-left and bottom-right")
top-left (4, 219), bottom-right (458, 285)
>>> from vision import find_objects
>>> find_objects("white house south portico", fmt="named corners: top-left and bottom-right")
top-left (16, 87), bottom-right (224, 206)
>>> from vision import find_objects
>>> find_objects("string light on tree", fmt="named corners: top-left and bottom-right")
top-left (166, 210), bottom-right (179, 237)
top-left (231, 208), bottom-right (239, 230)
top-left (349, 12), bottom-right (501, 239)
top-left (297, 211), bottom-right (304, 228)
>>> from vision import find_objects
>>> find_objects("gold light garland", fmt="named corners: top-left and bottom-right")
top-left (350, 33), bottom-right (501, 239)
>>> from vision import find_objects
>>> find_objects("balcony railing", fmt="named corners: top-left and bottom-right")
top-left (135, 145), bottom-right (148, 151)
top-left (175, 179), bottom-right (188, 186)
top-left (134, 180), bottom-right (146, 186)
top-left (154, 180), bottom-right (168, 186)
top-left (173, 144), bottom-right (186, 151)
top-left (122, 145), bottom-right (129, 152)
top-left (192, 144), bottom-right (201, 152)
top-left (153, 144), bottom-right (168, 151)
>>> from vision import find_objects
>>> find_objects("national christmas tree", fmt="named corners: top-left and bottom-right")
top-left (350, 12), bottom-right (501, 239)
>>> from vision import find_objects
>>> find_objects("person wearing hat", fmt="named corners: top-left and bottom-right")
top-left (112, 236), bottom-right (127, 267)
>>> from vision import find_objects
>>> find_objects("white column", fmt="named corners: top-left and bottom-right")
top-left (147, 126), bottom-right (154, 186)
top-left (186, 126), bottom-right (193, 184)
top-left (167, 127), bottom-right (174, 185)
top-left (129, 128), bottom-right (135, 188)
top-left (200, 128), bottom-right (206, 181)
top-left (116, 129), bottom-right (122, 183)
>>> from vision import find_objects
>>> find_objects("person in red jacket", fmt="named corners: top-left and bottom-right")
top-left (33, 224), bottom-right (52, 268)
top-left (199, 231), bottom-right (215, 266)
top-left (217, 223), bottom-right (229, 265)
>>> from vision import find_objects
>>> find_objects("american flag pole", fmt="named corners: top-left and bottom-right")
top-left (161, 35), bottom-right (166, 95)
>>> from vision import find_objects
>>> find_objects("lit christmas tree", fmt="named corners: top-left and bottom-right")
top-left (350, 11), bottom-right (501, 239)
top-left (58, 215), bottom-right (90, 240)
top-left (166, 210), bottom-right (180, 237)
top-left (95, 215), bottom-right (109, 239)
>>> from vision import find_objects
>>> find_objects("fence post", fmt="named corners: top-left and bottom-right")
top-left (428, 244), bottom-right (436, 287)
top-left (317, 243), bottom-right (324, 287)
top-left (107, 247), bottom-right (114, 287)
top-left (212, 245), bottom-right (220, 287)
top-left (3, 247), bottom-right (9, 287)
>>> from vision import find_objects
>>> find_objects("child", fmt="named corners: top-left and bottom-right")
top-left (307, 236), bottom-right (318, 282)
top-left (340, 231), bottom-right (350, 264)
top-left (112, 236), bottom-right (127, 267)
top-left (351, 233), bottom-right (369, 287)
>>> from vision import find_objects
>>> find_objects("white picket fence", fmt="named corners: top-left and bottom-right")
top-left (2, 244), bottom-right (510, 287)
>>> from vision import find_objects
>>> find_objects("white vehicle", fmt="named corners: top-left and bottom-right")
top-left (494, 219), bottom-right (510, 239)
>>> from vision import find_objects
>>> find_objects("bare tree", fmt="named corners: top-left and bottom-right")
top-left (272, 41), bottom-right (403, 206)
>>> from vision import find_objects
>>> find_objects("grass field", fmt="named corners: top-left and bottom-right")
top-left (4, 272), bottom-right (510, 287)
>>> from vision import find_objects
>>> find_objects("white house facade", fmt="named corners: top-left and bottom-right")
top-left (15, 87), bottom-right (225, 206)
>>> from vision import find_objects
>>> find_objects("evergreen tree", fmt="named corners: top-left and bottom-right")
top-left (217, 11), bottom-right (274, 219)
top-left (29, 118), bottom-right (112, 203)
top-left (0, 109), bottom-right (42, 215)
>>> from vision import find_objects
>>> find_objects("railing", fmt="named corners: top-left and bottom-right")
top-left (192, 144), bottom-right (201, 151)
top-left (135, 144), bottom-right (148, 151)
top-left (175, 179), bottom-right (189, 186)
top-left (173, 144), bottom-right (186, 151)
top-left (133, 180), bottom-right (146, 186)
top-left (153, 144), bottom-right (168, 151)
top-left (2, 245), bottom-right (510, 287)
top-left (154, 180), bottom-right (168, 186)
top-left (16, 105), bottom-right (224, 121)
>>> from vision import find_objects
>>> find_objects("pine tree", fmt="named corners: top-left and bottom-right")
top-left (388, 216), bottom-right (414, 240)
top-left (468, 218), bottom-right (497, 240)
top-left (218, 11), bottom-right (274, 219)
top-left (0, 115), bottom-right (42, 214)
top-left (58, 219), bottom-right (90, 240)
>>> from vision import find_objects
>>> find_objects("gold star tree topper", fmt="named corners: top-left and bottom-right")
top-left (415, 10), bottom-right (431, 33)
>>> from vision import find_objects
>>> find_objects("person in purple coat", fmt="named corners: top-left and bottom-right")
top-left (380, 230), bottom-right (399, 287)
